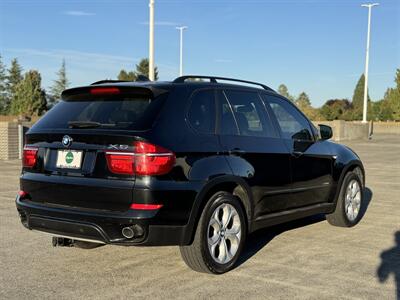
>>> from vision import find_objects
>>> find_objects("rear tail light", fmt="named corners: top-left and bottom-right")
top-left (23, 146), bottom-right (38, 168)
top-left (134, 141), bottom-right (175, 176)
top-left (105, 141), bottom-right (175, 176)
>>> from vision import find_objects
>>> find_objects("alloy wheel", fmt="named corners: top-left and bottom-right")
top-left (345, 179), bottom-right (361, 222)
top-left (207, 203), bottom-right (241, 264)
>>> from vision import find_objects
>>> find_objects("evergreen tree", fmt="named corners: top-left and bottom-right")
top-left (49, 59), bottom-right (69, 108)
top-left (385, 69), bottom-right (400, 120)
top-left (135, 58), bottom-right (158, 81)
top-left (117, 58), bottom-right (159, 81)
top-left (278, 84), bottom-right (294, 101)
top-left (10, 70), bottom-right (47, 117)
top-left (117, 69), bottom-right (136, 81)
top-left (351, 74), bottom-right (371, 120)
top-left (296, 92), bottom-right (311, 110)
top-left (0, 55), bottom-right (7, 114)
top-left (294, 92), bottom-right (320, 120)
top-left (5, 58), bottom-right (23, 114)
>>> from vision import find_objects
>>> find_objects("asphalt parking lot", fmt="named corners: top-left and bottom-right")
top-left (0, 134), bottom-right (399, 299)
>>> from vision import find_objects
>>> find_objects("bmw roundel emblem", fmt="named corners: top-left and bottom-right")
top-left (62, 135), bottom-right (73, 148)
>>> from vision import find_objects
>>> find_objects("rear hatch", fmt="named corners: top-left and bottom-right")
top-left (21, 84), bottom-right (168, 212)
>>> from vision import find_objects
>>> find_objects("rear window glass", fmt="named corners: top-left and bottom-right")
top-left (33, 94), bottom-right (167, 131)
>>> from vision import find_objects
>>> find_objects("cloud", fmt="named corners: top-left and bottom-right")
top-left (2, 48), bottom-right (138, 77)
top-left (139, 21), bottom-right (180, 27)
top-left (2, 47), bottom-right (179, 87)
top-left (214, 59), bottom-right (233, 63)
top-left (64, 11), bottom-right (95, 17)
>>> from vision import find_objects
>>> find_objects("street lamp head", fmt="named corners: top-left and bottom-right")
top-left (361, 3), bottom-right (379, 7)
top-left (176, 26), bottom-right (188, 30)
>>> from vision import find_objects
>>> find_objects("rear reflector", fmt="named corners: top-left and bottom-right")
top-left (105, 141), bottom-right (175, 176)
top-left (23, 146), bottom-right (38, 168)
top-left (18, 190), bottom-right (28, 198)
top-left (90, 87), bottom-right (120, 95)
top-left (130, 203), bottom-right (163, 210)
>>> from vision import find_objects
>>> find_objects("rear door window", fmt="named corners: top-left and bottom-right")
top-left (34, 93), bottom-right (167, 131)
top-left (223, 90), bottom-right (276, 137)
top-left (187, 89), bottom-right (216, 134)
top-left (217, 90), bottom-right (239, 135)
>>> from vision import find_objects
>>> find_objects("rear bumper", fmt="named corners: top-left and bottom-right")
top-left (16, 196), bottom-right (189, 246)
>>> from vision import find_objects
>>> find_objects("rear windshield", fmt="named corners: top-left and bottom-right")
top-left (33, 94), bottom-right (167, 131)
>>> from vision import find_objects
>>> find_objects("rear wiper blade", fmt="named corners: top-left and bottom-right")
top-left (68, 121), bottom-right (118, 128)
top-left (68, 121), bottom-right (102, 128)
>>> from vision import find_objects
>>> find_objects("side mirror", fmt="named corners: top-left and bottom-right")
top-left (319, 124), bottom-right (332, 140)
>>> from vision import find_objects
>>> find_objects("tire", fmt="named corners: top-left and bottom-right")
top-left (179, 191), bottom-right (247, 274)
top-left (326, 171), bottom-right (364, 227)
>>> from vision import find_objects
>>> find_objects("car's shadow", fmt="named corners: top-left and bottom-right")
top-left (237, 187), bottom-right (373, 267)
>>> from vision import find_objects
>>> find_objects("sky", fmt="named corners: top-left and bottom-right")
top-left (0, 0), bottom-right (399, 107)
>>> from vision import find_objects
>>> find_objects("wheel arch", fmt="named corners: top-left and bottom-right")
top-left (333, 159), bottom-right (365, 208)
top-left (182, 175), bottom-right (254, 245)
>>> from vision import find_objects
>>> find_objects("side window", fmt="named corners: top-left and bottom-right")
top-left (262, 95), bottom-right (313, 141)
top-left (217, 90), bottom-right (239, 135)
top-left (224, 90), bottom-right (275, 137)
top-left (187, 90), bottom-right (216, 134)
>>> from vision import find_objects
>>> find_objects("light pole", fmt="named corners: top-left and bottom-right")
top-left (176, 26), bottom-right (188, 76)
top-left (361, 3), bottom-right (379, 123)
top-left (149, 0), bottom-right (155, 81)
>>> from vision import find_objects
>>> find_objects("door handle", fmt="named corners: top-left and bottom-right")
top-left (292, 151), bottom-right (303, 158)
top-left (229, 148), bottom-right (246, 156)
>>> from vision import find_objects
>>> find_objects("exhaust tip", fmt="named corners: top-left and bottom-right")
top-left (122, 226), bottom-right (135, 239)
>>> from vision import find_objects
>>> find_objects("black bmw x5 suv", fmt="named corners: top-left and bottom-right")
top-left (16, 75), bottom-right (365, 274)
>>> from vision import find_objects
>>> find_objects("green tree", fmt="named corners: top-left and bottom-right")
top-left (117, 69), bottom-right (136, 81)
top-left (117, 58), bottom-right (159, 81)
top-left (294, 92), bottom-right (321, 120)
top-left (320, 99), bottom-right (352, 121)
top-left (385, 69), bottom-right (400, 120)
top-left (296, 92), bottom-right (311, 110)
top-left (370, 69), bottom-right (400, 121)
top-left (48, 59), bottom-right (69, 108)
top-left (0, 55), bottom-right (7, 113)
top-left (278, 84), bottom-right (294, 101)
top-left (10, 70), bottom-right (47, 117)
top-left (135, 58), bottom-right (158, 80)
top-left (5, 58), bottom-right (23, 114)
top-left (371, 99), bottom-right (393, 121)
top-left (351, 74), bottom-right (371, 120)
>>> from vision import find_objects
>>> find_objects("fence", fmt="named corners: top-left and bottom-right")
top-left (0, 119), bottom-right (399, 160)
top-left (313, 120), bottom-right (370, 141)
top-left (0, 122), bottom-right (32, 160)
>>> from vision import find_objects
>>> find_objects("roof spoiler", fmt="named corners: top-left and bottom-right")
top-left (91, 75), bottom-right (150, 85)
top-left (61, 85), bottom-right (167, 101)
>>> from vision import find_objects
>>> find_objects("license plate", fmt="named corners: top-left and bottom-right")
top-left (56, 150), bottom-right (83, 169)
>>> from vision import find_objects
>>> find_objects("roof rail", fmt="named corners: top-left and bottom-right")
top-left (172, 75), bottom-right (275, 92)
